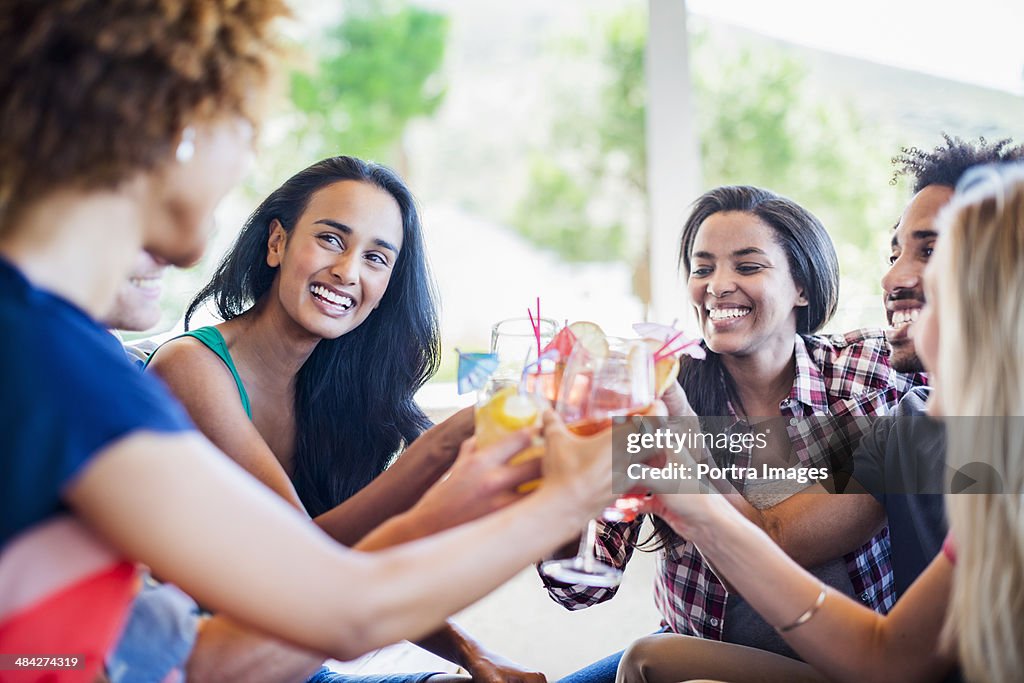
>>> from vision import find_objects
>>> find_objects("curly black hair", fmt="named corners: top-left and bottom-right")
top-left (891, 133), bottom-right (1024, 192)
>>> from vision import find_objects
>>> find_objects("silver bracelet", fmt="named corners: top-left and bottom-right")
top-left (777, 584), bottom-right (827, 633)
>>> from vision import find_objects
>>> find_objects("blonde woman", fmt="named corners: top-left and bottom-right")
top-left (616, 163), bottom-right (1024, 683)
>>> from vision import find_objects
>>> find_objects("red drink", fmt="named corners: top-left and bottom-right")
top-left (567, 405), bottom-right (649, 523)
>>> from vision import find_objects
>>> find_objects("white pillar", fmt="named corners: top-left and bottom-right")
top-left (645, 0), bottom-right (702, 329)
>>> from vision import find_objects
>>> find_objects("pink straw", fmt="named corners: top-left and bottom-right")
top-left (537, 298), bottom-right (542, 357)
top-left (654, 331), bottom-right (684, 362)
top-left (527, 298), bottom-right (542, 373)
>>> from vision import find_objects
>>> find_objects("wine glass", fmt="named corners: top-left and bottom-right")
top-left (539, 337), bottom-right (654, 588)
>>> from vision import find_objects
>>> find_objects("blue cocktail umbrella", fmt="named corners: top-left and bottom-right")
top-left (456, 350), bottom-right (499, 394)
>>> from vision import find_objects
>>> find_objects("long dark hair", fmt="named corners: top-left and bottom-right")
top-left (642, 186), bottom-right (839, 551)
top-left (185, 156), bottom-right (440, 516)
top-left (677, 185), bottom-right (839, 419)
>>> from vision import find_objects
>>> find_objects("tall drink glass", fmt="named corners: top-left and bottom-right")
top-left (474, 318), bottom-right (559, 487)
top-left (490, 317), bottom-right (558, 381)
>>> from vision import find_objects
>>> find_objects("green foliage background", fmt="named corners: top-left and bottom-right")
top-left (511, 6), bottom-right (904, 318)
top-left (147, 0), bottom-right (450, 338)
top-left (289, 0), bottom-right (449, 166)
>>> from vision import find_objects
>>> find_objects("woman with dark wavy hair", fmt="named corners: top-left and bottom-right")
top-left (153, 156), bottom-right (445, 520)
top-left (546, 186), bottom-right (924, 683)
top-left (148, 155), bottom-right (545, 681)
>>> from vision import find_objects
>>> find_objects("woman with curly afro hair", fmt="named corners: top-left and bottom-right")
top-left (0, 2), bottom-right (621, 680)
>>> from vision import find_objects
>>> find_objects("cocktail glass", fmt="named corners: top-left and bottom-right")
top-left (539, 337), bottom-right (654, 588)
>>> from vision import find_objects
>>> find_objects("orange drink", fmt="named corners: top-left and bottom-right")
top-left (523, 367), bottom-right (562, 403)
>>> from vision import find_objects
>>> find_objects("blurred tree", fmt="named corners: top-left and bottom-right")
top-left (290, 0), bottom-right (449, 170)
top-left (512, 6), bottom-right (899, 273)
top-left (145, 2), bottom-right (450, 335)
top-left (511, 154), bottom-right (627, 262)
top-left (510, 8), bottom-right (646, 264)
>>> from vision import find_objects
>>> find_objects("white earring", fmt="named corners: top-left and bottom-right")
top-left (175, 126), bottom-right (196, 163)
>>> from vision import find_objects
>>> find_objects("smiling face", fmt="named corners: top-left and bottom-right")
top-left (882, 184), bottom-right (954, 372)
top-left (687, 211), bottom-right (808, 358)
top-left (266, 180), bottom-right (404, 340)
top-left (102, 250), bottom-right (168, 332)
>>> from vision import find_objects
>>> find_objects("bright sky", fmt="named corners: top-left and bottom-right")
top-left (302, 1), bottom-right (1024, 95)
top-left (688, 0), bottom-right (1024, 94)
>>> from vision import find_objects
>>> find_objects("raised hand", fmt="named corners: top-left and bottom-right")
top-left (408, 431), bottom-right (545, 532)
top-left (403, 405), bottom-right (476, 471)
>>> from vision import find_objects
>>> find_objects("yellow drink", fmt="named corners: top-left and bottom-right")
top-left (475, 385), bottom-right (546, 490)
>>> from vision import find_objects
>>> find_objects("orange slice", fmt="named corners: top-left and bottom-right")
top-left (654, 355), bottom-right (680, 397)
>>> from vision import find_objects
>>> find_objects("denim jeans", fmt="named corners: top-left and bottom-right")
top-left (557, 627), bottom-right (670, 683)
top-left (105, 577), bottom-right (200, 683)
top-left (307, 668), bottom-right (443, 683)
top-left (557, 649), bottom-right (624, 683)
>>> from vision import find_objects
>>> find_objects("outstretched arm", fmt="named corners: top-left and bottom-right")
top-left (725, 487), bottom-right (885, 567)
top-left (150, 338), bottom-right (484, 547)
top-left (640, 493), bottom-right (955, 683)
top-left (663, 381), bottom-right (886, 568)
top-left (315, 407), bottom-right (475, 546)
top-left (65, 416), bottom-right (613, 661)
top-left (186, 432), bottom-right (548, 683)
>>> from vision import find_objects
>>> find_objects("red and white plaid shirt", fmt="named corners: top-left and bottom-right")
top-left (541, 329), bottom-right (927, 640)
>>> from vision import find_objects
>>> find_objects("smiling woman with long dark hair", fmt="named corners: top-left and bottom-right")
top-left (180, 156), bottom-right (440, 516)
top-left (147, 155), bottom-right (546, 681)
top-left (545, 186), bottom-right (925, 683)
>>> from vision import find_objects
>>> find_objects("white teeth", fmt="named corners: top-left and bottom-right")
top-left (707, 307), bottom-right (751, 321)
top-left (310, 285), bottom-right (355, 310)
top-left (890, 309), bottom-right (921, 327)
top-left (129, 277), bottom-right (162, 291)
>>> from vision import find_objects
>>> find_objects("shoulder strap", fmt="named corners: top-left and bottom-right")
top-left (146, 326), bottom-right (253, 420)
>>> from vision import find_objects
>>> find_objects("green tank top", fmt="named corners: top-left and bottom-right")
top-left (146, 326), bottom-right (253, 420)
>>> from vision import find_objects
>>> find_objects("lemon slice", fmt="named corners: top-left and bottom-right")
top-left (654, 356), bottom-right (680, 396)
top-left (644, 339), bottom-right (681, 397)
top-left (568, 321), bottom-right (609, 358)
top-left (493, 389), bottom-right (540, 430)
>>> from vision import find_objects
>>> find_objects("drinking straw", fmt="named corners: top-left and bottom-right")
top-left (536, 297), bottom-right (542, 358)
top-left (527, 297), bottom-right (542, 361)
top-left (654, 331), bottom-right (685, 361)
